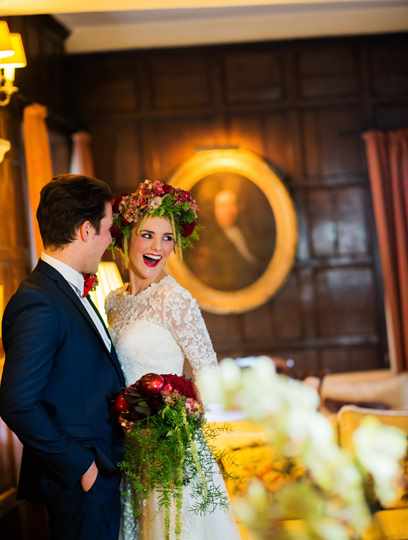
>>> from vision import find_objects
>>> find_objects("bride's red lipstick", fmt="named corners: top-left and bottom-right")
top-left (143, 254), bottom-right (162, 268)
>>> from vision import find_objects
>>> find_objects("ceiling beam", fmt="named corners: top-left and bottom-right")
top-left (0, 0), bottom-right (400, 16)
top-left (61, 3), bottom-right (408, 52)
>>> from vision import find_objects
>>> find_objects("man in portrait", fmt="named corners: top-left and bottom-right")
top-left (213, 190), bottom-right (260, 266)
top-left (184, 173), bottom-right (276, 291)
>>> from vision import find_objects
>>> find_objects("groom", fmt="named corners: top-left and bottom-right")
top-left (0, 174), bottom-right (125, 540)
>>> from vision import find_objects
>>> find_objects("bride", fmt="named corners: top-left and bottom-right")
top-left (105, 180), bottom-right (240, 540)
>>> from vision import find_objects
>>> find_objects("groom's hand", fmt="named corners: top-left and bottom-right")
top-left (81, 461), bottom-right (98, 492)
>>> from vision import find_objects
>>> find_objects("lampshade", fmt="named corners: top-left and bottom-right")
top-left (89, 262), bottom-right (124, 324)
top-left (0, 33), bottom-right (26, 68)
top-left (0, 138), bottom-right (10, 163)
top-left (0, 22), bottom-right (13, 60)
top-left (0, 284), bottom-right (3, 338)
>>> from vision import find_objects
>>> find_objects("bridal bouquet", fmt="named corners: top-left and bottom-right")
top-left (114, 373), bottom-right (228, 539)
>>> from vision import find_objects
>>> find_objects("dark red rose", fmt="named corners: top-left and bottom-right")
top-left (163, 183), bottom-right (175, 194)
top-left (139, 373), bottom-right (165, 395)
top-left (137, 196), bottom-right (148, 208)
top-left (113, 394), bottom-right (128, 414)
top-left (112, 196), bottom-right (123, 214)
top-left (162, 374), bottom-right (197, 399)
top-left (110, 224), bottom-right (124, 250)
top-left (181, 221), bottom-right (196, 237)
top-left (176, 190), bottom-right (191, 203)
top-left (153, 181), bottom-right (166, 196)
top-left (110, 223), bottom-right (122, 240)
top-left (120, 214), bottom-right (133, 227)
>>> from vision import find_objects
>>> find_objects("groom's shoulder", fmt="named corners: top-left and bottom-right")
top-left (5, 264), bottom-right (58, 314)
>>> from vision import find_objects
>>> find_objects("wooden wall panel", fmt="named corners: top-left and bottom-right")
top-left (374, 105), bottom-right (408, 131)
top-left (74, 55), bottom-right (140, 116)
top-left (263, 112), bottom-right (295, 176)
top-left (302, 107), bottom-right (366, 180)
top-left (242, 304), bottom-right (275, 342)
top-left (320, 346), bottom-right (380, 374)
top-left (369, 37), bottom-right (408, 98)
top-left (336, 187), bottom-right (368, 256)
top-left (297, 43), bottom-right (359, 99)
top-left (266, 272), bottom-right (303, 341)
top-left (68, 33), bottom-right (408, 377)
top-left (227, 114), bottom-right (265, 155)
top-left (143, 116), bottom-right (223, 178)
top-left (92, 118), bottom-right (143, 191)
top-left (316, 268), bottom-right (377, 337)
top-left (308, 189), bottom-right (337, 257)
top-left (224, 49), bottom-right (285, 103)
top-left (150, 53), bottom-right (212, 110)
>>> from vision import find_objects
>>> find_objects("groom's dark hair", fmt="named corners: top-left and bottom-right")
top-left (37, 173), bottom-right (113, 248)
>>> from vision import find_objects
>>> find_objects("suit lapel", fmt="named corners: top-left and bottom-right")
top-left (36, 260), bottom-right (125, 386)
top-left (86, 294), bottom-right (111, 341)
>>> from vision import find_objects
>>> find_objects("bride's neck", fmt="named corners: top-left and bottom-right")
top-left (128, 270), bottom-right (165, 295)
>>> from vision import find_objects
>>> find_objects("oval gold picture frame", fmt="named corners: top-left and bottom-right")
top-left (167, 149), bottom-right (298, 314)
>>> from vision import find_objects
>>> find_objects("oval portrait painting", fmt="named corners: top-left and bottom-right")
top-left (167, 149), bottom-right (298, 314)
top-left (185, 173), bottom-right (276, 292)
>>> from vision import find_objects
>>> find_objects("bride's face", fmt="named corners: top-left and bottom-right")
top-left (128, 216), bottom-right (175, 281)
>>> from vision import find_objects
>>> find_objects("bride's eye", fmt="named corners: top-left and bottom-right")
top-left (141, 232), bottom-right (153, 239)
top-left (163, 235), bottom-right (174, 242)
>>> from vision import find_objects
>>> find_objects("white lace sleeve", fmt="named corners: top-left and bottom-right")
top-left (105, 290), bottom-right (114, 316)
top-left (104, 289), bottom-right (121, 343)
top-left (163, 287), bottom-right (217, 375)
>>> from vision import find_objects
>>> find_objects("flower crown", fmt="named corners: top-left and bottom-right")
top-left (110, 179), bottom-right (199, 258)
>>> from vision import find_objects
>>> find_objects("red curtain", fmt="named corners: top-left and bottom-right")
top-left (363, 129), bottom-right (408, 372)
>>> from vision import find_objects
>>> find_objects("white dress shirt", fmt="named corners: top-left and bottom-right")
top-left (41, 253), bottom-right (112, 352)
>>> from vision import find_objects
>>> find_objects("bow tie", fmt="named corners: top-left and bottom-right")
top-left (82, 273), bottom-right (98, 297)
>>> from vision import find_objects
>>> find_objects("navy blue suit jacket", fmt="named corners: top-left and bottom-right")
top-left (0, 260), bottom-right (126, 501)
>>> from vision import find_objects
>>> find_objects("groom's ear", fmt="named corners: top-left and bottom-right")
top-left (77, 220), bottom-right (94, 243)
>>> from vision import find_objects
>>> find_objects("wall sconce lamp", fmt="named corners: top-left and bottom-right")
top-left (0, 22), bottom-right (27, 107)
top-left (0, 22), bottom-right (14, 59)
top-left (0, 138), bottom-right (10, 162)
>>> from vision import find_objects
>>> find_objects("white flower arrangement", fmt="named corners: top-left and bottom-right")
top-left (198, 357), bottom-right (407, 540)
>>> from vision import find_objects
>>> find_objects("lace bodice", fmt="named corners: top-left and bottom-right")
top-left (106, 275), bottom-right (217, 385)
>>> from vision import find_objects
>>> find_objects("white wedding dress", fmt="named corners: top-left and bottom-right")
top-left (106, 275), bottom-right (240, 540)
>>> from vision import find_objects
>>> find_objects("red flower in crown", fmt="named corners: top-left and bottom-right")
top-left (162, 184), bottom-right (174, 194)
top-left (110, 223), bottom-right (122, 240)
top-left (112, 196), bottom-right (122, 214)
top-left (82, 273), bottom-right (98, 297)
top-left (152, 180), bottom-right (166, 196)
top-left (181, 221), bottom-right (197, 238)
